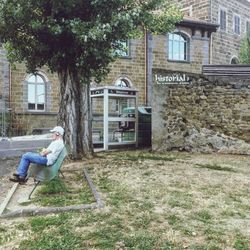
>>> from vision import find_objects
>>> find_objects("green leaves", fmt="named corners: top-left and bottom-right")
top-left (239, 36), bottom-right (250, 64)
top-left (0, 0), bottom-right (182, 81)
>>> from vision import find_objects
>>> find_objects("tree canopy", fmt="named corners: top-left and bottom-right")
top-left (239, 36), bottom-right (250, 64)
top-left (0, 0), bottom-right (182, 158)
top-left (0, 0), bottom-right (182, 80)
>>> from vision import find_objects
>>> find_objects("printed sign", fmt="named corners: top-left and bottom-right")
top-left (155, 73), bottom-right (191, 85)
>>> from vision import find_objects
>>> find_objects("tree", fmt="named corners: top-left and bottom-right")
top-left (0, 0), bottom-right (182, 159)
top-left (239, 36), bottom-right (250, 64)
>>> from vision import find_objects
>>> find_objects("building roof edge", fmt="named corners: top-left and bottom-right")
top-left (178, 18), bottom-right (219, 32)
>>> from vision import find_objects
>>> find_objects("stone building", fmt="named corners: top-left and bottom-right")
top-left (0, 0), bottom-right (250, 150)
top-left (174, 0), bottom-right (250, 64)
top-left (94, 17), bottom-right (218, 106)
top-left (0, 16), bottom-right (218, 136)
top-left (149, 0), bottom-right (250, 153)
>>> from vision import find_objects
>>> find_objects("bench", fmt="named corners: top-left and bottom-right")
top-left (28, 147), bottom-right (68, 199)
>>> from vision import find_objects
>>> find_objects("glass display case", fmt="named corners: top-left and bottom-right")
top-left (91, 86), bottom-right (138, 150)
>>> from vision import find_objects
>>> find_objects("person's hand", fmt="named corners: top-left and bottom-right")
top-left (40, 148), bottom-right (47, 156)
top-left (37, 148), bottom-right (44, 153)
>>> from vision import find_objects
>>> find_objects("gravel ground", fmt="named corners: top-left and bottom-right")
top-left (0, 157), bottom-right (19, 205)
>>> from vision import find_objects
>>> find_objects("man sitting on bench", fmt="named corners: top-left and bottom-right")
top-left (9, 126), bottom-right (65, 184)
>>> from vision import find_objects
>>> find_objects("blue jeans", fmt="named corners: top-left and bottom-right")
top-left (17, 152), bottom-right (48, 177)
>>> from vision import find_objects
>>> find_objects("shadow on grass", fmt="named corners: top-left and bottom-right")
top-left (195, 163), bottom-right (237, 172)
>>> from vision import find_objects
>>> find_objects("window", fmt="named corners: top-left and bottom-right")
top-left (114, 77), bottom-right (133, 113)
top-left (115, 77), bottom-right (132, 88)
top-left (220, 9), bottom-right (227, 31)
top-left (230, 57), bottom-right (239, 64)
top-left (27, 74), bottom-right (45, 111)
top-left (234, 15), bottom-right (241, 35)
top-left (114, 40), bottom-right (130, 57)
top-left (181, 6), bottom-right (193, 17)
top-left (246, 21), bottom-right (250, 37)
top-left (168, 33), bottom-right (188, 61)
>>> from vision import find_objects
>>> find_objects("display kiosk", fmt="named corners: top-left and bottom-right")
top-left (91, 86), bottom-right (138, 150)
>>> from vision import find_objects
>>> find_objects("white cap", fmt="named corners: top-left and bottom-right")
top-left (50, 126), bottom-right (64, 136)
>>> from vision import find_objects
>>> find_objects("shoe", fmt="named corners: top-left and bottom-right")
top-left (12, 173), bottom-right (27, 178)
top-left (9, 175), bottom-right (27, 184)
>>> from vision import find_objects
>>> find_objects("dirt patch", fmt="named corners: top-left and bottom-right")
top-left (0, 150), bottom-right (250, 249)
top-left (87, 151), bottom-right (250, 246)
top-left (0, 157), bottom-right (19, 205)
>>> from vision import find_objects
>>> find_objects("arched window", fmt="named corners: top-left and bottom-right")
top-left (27, 74), bottom-right (46, 111)
top-left (115, 77), bottom-right (132, 88)
top-left (168, 33), bottom-right (189, 61)
top-left (230, 57), bottom-right (239, 64)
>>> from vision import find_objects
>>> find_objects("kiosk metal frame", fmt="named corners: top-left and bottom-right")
top-left (91, 86), bottom-right (138, 150)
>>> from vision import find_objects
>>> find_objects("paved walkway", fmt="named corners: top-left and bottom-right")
top-left (0, 138), bottom-right (51, 158)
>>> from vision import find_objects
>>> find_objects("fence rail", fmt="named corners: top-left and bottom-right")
top-left (1, 100), bottom-right (28, 138)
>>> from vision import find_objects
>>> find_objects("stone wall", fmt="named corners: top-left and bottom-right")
top-left (152, 69), bottom-right (250, 154)
top-left (147, 27), bottom-right (210, 105)
top-left (4, 38), bottom-right (146, 135)
top-left (6, 30), bottom-right (212, 134)
top-left (10, 63), bottom-right (59, 113)
top-left (151, 32), bottom-right (209, 73)
top-left (9, 64), bottom-right (59, 134)
top-left (211, 0), bottom-right (250, 64)
top-left (174, 0), bottom-right (210, 21)
top-left (173, 0), bottom-right (250, 64)
top-left (100, 39), bottom-right (147, 106)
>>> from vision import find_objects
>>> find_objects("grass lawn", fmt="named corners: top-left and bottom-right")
top-left (0, 150), bottom-right (250, 249)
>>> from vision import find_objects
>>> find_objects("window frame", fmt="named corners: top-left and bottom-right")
top-left (114, 76), bottom-right (133, 113)
top-left (114, 76), bottom-right (132, 88)
top-left (27, 74), bottom-right (46, 112)
top-left (246, 20), bottom-right (250, 37)
top-left (219, 8), bottom-right (227, 31)
top-left (230, 56), bottom-right (239, 64)
top-left (167, 32), bottom-right (189, 62)
top-left (114, 40), bottom-right (131, 58)
top-left (233, 14), bottom-right (241, 35)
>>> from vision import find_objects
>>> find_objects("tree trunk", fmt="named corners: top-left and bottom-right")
top-left (57, 69), bottom-right (93, 159)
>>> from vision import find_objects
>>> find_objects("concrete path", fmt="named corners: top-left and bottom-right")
top-left (0, 138), bottom-right (51, 158)
top-left (0, 167), bottom-right (104, 218)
